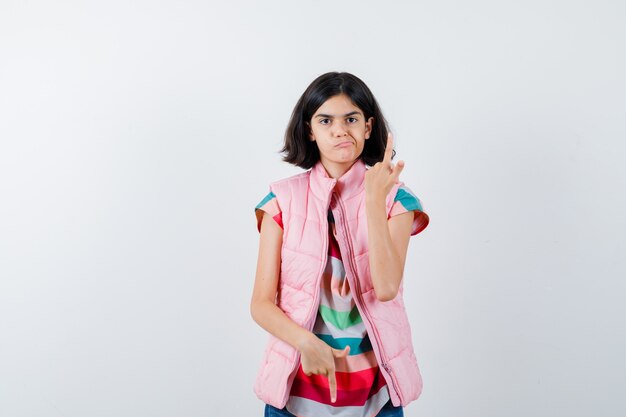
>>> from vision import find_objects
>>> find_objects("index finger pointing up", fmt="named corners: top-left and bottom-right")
top-left (383, 132), bottom-right (394, 164)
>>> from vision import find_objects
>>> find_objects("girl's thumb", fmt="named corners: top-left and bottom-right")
top-left (393, 160), bottom-right (405, 181)
top-left (333, 346), bottom-right (350, 358)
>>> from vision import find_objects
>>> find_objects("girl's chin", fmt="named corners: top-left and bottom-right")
top-left (323, 157), bottom-right (359, 167)
top-left (335, 149), bottom-right (359, 159)
top-left (321, 148), bottom-right (363, 164)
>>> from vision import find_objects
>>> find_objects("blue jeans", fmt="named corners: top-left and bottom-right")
top-left (264, 400), bottom-right (404, 417)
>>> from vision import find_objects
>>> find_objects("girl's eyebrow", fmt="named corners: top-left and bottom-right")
top-left (314, 111), bottom-right (362, 118)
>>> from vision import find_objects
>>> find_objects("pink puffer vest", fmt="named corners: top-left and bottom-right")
top-left (254, 158), bottom-right (424, 408)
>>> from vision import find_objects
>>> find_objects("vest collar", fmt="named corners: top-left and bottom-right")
top-left (310, 158), bottom-right (367, 201)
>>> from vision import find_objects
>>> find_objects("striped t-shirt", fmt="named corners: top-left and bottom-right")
top-left (255, 185), bottom-right (428, 417)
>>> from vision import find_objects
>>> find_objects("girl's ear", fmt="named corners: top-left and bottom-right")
top-left (365, 116), bottom-right (374, 139)
top-left (306, 121), bottom-right (315, 141)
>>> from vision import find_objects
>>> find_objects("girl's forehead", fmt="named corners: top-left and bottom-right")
top-left (314, 94), bottom-right (362, 115)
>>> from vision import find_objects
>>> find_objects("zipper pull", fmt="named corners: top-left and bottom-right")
top-left (382, 363), bottom-right (392, 374)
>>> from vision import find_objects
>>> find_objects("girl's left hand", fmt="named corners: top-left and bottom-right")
top-left (364, 133), bottom-right (404, 201)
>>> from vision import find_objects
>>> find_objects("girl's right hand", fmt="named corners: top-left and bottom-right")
top-left (297, 333), bottom-right (350, 403)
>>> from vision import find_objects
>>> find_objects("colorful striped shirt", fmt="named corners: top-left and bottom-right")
top-left (255, 184), bottom-right (428, 417)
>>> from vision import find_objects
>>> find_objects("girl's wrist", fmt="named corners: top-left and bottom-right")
top-left (366, 195), bottom-right (386, 210)
top-left (295, 330), bottom-right (317, 352)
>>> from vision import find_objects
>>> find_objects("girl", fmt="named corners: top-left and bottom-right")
top-left (250, 72), bottom-right (429, 417)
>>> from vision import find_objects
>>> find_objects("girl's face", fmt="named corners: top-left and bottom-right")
top-left (308, 94), bottom-right (373, 174)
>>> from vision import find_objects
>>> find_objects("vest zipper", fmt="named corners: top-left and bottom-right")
top-left (331, 192), bottom-right (404, 405)
top-left (279, 191), bottom-right (331, 406)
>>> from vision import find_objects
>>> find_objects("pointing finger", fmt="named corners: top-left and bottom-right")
top-left (383, 133), bottom-right (394, 165)
top-left (328, 368), bottom-right (338, 403)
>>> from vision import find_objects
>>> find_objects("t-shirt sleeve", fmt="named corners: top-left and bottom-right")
top-left (254, 191), bottom-right (283, 232)
top-left (388, 184), bottom-right (429, 236)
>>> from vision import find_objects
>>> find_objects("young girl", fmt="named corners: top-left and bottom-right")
top-left (250, 72), bottom-right (429, 417)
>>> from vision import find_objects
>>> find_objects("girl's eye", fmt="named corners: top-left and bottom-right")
top-left (347, 117), bottom-right (358, 123)
top-left (319, 119), bottom-right (330, 125)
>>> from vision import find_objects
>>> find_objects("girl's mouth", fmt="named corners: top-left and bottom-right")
top-left (335, 141), bottom-right (353, 148)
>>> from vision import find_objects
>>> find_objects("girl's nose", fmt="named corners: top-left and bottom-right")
top-left (332, 123), bottom-right (348, 137)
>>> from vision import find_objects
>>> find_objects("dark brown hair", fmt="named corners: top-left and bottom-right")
top-left (281, 72), bottom-right (393, 169)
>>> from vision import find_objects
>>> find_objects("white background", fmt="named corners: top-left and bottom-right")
top-left (1, 1), bottom-right (625, 416)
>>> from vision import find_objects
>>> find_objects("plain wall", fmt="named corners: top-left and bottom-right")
top-left (1, 1), bottom-right (625, 416)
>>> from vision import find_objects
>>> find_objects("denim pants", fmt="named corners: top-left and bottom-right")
top-left (264, 400), bottom-right (404, 417)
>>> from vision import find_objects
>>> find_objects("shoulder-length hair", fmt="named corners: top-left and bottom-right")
top-left (281, 72), bottom-right (393, 169)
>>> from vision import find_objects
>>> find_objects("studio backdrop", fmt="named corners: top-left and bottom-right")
top-left (1, 1), bottom-right (624, 416)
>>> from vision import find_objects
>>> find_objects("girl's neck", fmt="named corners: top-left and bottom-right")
top-left (319, 159), bottom-right (358, 179)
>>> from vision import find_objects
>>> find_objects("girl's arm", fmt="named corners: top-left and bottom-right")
top-left (364, 133), bottom-right (414, 302)
top-left (250, 212), bottom-right (349, 403)
top-left (365, 200), bottom-right (414, 301)
top-left (250, 211), bottom-right (311, 348)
